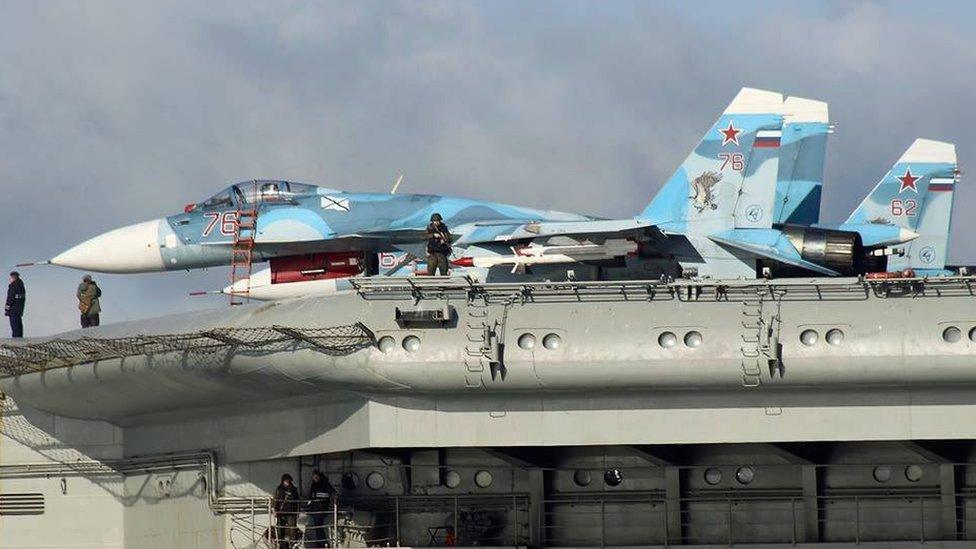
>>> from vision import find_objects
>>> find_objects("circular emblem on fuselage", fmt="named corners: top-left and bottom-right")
top-left (745, 204), bottom-right (763, 223)
top-left (919, 246), bottom-right (937, 264)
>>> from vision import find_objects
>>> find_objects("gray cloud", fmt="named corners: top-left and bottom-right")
top-left (1, 0), bottom-right (974, 335)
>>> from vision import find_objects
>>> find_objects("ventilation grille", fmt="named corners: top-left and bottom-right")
top-left (0, 493), bottom-right (45, 515)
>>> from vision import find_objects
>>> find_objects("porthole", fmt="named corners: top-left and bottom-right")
top-left (704, 468), bottom-right (723, 485)
top-left (684, 331), bottom-right (703, 348)
top-left (573, 470), bottom-right (592, 487)
top-left (518, 333), bottom-right (536, 350)
top-left (735, 466), bottom-right (755, 485)
top-left (873, 466), bottom-right (892, 483)
top-left (658, 332), bottom-right (677, 348)
top-left (377, 336), bottom-right (396, 353)
top-left (905, 465), bottom-right (924, 482)
top-left (800, 329), bottom-right (819, 346)
top-left (943, 327), bottom-right (962, 343)
top-left (366, 472), bottom-right (385, 490)
top-left (970, 327), bottom-right (976, 342)
top-left (402, 335), bottom-right (421, 352)
top-left (543, 333), bottom-right (562, 350)
top-left (604, 468), bottom-right (623, 487)
top-left (443, 470), bottom-right (461, 489)
top-left (474, 470), bottom-right (493, 488)
top-left (825, 329), bottom-right (845, 346)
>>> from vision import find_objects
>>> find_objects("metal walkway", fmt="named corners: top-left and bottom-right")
top-left (348, 274), bottom-right (976, 304)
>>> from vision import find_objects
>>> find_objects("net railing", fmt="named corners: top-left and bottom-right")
top-left (0, 323), bottom-right (375, 377)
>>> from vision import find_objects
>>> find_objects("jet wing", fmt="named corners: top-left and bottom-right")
top-left (456, 219), bottom-right (664, 245)
top-left (708, 228), bottom-right (840, 276)
top-left (201, 228), bottom-right (430, 255)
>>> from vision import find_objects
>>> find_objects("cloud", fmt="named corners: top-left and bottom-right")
top-left (1, 1), bottom-right (974, 335)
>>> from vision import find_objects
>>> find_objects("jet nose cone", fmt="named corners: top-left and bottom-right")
top-left (51, 219), bottom-right (165, 273)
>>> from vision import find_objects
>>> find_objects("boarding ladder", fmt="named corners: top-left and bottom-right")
top-left (229, 207), bottom-right (258, 306)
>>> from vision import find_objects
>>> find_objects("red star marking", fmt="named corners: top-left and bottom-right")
top-left (719, 122), bottom-right (741, 146)
top-left (898, 168), bottom-right (920, 193)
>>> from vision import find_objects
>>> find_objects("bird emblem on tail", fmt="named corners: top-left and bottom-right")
top-left (690, 171), bottom-right (722, 212)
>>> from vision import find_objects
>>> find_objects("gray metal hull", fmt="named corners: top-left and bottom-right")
top-left (2, 277), bottom-right (975, 440)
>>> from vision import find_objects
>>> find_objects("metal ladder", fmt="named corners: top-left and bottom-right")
top-left (229, 208), bottom-right (258, 306)
top-left (463, 296), bottom-right (501, 389)
top-left (739, 289), bottom-right (782, 387)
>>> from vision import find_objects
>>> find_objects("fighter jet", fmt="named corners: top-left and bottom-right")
top-left (42, 180), bottom-right (593, 273)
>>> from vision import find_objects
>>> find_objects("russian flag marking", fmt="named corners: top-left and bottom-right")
top-left (928, 177), bottom-right (955, 192)
top-left (753, 129), bottom-right (781, 148)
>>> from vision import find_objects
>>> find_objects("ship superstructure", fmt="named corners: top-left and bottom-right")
top-left (3, 276), bottom-right (976, 547)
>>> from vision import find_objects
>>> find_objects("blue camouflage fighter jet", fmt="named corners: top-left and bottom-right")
top-left (43, 88), bottom-right (942, 295)
top-left (45, 180), bottom-right (593, 274)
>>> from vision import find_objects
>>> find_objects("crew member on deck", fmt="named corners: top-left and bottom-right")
top-left (5, 271), bottom-right (25, 338)
top-left (274, 473), bottom-right (300, 549)
top-left (77, 275), bottom-right (101, 328)
top-left (305, 470), bottom-right (337, 548)
top-left (426, 213), bottom-right (452, 276)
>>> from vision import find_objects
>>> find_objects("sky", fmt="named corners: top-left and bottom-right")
top-left (1, 0), bottom-right (975, 336)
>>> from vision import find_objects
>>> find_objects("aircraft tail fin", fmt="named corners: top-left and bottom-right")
top-left (639, 88), bottom-right (784, 233)
top-left (877, 140), bottom-right (958, 272)
top-left (846, 139), bottom-right (957, 229)
top-left (774, 97), bottom-right (830, 225)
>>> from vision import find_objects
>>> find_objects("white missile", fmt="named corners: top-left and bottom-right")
top-left (452, 239), bottom-right (639, 272)
top-left (219, 267), bottom-right (350, 301)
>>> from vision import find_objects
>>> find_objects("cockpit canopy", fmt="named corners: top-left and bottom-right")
top-left (197, 180), bottom-right (323, 210)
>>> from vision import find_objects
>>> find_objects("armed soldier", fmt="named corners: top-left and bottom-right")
top-left (426, 213), bottom-right (452, 276)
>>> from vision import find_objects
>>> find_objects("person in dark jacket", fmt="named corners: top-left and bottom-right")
top-left (305, 470), bottom-right (337, 548)
top-left (77, 275), bottom-right (101, 328)
top-left (426, 213), bottom-right (452, 276)
top-left (274, 473), bottom-right (301, 548)
top-left (5, 272), bottom-right (25, 338)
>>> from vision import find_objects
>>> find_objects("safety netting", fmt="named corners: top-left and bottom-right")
top-left (0, 323), bottom-right (375, 377)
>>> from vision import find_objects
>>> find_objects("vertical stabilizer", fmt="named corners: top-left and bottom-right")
top-left (774, 97), bottom-right (830, 225)
top-left (639, 88), bottom-right (784, 236)
top-left (845, 139), bottom-right (958, 272)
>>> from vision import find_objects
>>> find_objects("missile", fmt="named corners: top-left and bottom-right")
top-left (219, 267), bottom-right (353, 301)
top-left (452, 239), bottom-right (639, 272)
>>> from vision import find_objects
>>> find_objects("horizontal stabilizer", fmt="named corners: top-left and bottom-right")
top-left (709, 228), bottom-right (840, 276)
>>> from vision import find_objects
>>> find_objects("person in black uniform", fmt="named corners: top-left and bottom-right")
top-left (5, 272), bottom-right (25, 338)
top-left (305, 470), bottom-right (337, 548)
top-left (274, 473), bottom-right (301, 548)
top-left (426, 213), bottom-right (452, 276)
